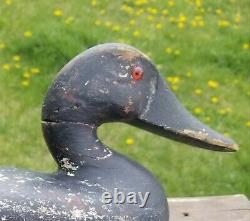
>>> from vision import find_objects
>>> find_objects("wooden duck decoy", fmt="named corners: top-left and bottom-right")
top-left (0, 43), bottom-right (238, 221)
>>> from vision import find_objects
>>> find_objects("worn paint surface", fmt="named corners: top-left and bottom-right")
top-left (0, 43), bottom-right (237, 221)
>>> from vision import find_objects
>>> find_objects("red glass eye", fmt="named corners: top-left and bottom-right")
top-left (131, 66), bottom-right (144, 80)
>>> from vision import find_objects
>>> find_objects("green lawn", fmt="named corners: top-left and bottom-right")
top-left (0, 0), bottom-right (249, 197)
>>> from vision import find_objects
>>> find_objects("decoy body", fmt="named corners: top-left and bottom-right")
top-left (0, 43), bottom-right (238, 221)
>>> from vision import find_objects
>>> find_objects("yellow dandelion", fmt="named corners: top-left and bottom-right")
top-left (167, 76), bottom-right (180, 84)
top-left (178, 14), bottom-right (187, 23)
top-left (242, 43), bottom-right (249, 49)
top-left (5, 0), bottom-right (12, 5)
top-left (133, 30), bottom-right (140, 37)
top-left (169, 16), bottom-right (176, 23)
top-left (246, 121), bottom-right (250, 127)
top-left (0, 43), bottom-right (5, 49)
top-left (148, 8), bottom-right (157, 15)
top-left (194, 107), bottom-right (203, 115)
top-left (23, 31), bottom-right (32, 38)
top-left (194, 88), bottom-right (202, 96)
top-left (171, 85), bottom-right (178, 91)
top-left (208, 80), bottom-right (219, 89)
top-left (129, 19), bottom-right (135, 26)
top-left (162, 9), bottom-right (168, 16)
top-left (195, 0), bottom-right (202, 7)
top-left (21, 80), bottom-right (30, 87)
top-left (166, 77), bottom-right (172, 82)
top-left (134, 0), bottom-right (148, 6)
top-left (177, 22), bottom-right (184, 29)
top-left (23, 71), bottom-right (31, 78)
top-left (126, 138), bottom-right (134, 145)
top-left (168, 0), bottom-right (175, 7)
top-left (218, 107), bottom-right (231, 115)
top-left (210, 96), bottom-right (219, 104)
top-left (95, 20), bottom-right (101, 26)
top-left (135, 8), bottom-right (144, 16)
top-left (53, 9), bottom-right (63, 17)
top-left (191, 16), bottom-right (205, 27)
top-left (155, 23), bottom-right (163, 30)
top-left (65, 16), bottom-right (74, 24)
top-left (104, 21), bottom-right (112, 27)
top-left (121, 4), bottom-right (133, 15)
top-left (31, 67), bottom-right (40, 74)
top-left (147, 15), bottom-right (154, 21)
top-left (165, 47), bottom-right (172, 54)
top-left (218, 20), bottom-right (230, 28)
top-left (13, 55), bottom-right (21, 62)
top-left (174, 49), bottom-right (180, 56)
top-left (191, 21), bottom-right (197, 27)
top-left (172, 76), bottom-right (180, 84)
top-left (100, 10), bottom-right (106, 15)
top-left (112, 25), bottom-right (121, 32)
top-left (2, 64), bottom-right (10, 71)
top-left (199, 20), bottom-right (205, 27)
top-left (91, 0), bottom-right (97, 6)
top-left (215, 9), bottom-right (222, 15)
top-left (218, 109), bottom-right (226, 115)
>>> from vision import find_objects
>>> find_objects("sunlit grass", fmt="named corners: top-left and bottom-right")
top-left (0, 0), bottom-right (249, 197)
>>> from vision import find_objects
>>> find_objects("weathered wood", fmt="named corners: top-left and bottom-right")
top-left (169, 194), bottom-right (250, 221)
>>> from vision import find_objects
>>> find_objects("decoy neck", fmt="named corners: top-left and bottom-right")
top-left (41, 43), bottom-right (238, 175)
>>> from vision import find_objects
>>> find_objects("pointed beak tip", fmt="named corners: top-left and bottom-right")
top-left (178, 129), bottom-right (239, 152)
top-left (208, 139), bottom-right (239, 152)
top-left (225, 143), bottom-right (239, 152)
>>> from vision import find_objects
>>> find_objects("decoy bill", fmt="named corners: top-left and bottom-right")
top-left (0, 43), bottom-right (238, 221)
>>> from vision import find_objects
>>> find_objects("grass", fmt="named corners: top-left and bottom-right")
top-left (0, 0), bottom-right (249, 197)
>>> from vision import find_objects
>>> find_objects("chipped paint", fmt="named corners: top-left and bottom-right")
top-left (180, 129), bottom-right (238, 150)
top-left (98, 88), bottom-right (109, 94)
top-left (182, 129), bottom-right (209, 140)
top-left (113, 50), bottom-right (141, 62)
top-left (140, 77), bottom-right (157, 118)
top-left (0, 174), bottom-right (8, 182)
top-left (95, 147), bottom-right (112, 160)
top-left (84, 80), bottom-right (89, 86)
top-left (60, 158), bottom-right (79, 171)
top-left (118, 72), bottom-right (128, 78)
top-left (59, 158), bottom-right (79, 176)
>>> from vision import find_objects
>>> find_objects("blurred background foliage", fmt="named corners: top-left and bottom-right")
top-left (0, 0), bottom-right (249, 197)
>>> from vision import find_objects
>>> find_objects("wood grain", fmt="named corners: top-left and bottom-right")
top-left (169, 194), bottom-right (250, 221)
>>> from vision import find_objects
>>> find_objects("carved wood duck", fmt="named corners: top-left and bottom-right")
top-left (0, 43), bottom-right (238, 221)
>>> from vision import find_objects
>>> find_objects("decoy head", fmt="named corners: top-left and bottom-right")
top-left (42, 43), bottom-right (238, 152)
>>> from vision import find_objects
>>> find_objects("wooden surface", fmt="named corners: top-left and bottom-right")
top-left (168, 194), bottom-right (250, 221)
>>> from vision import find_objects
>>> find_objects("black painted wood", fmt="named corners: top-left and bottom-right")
top-left (0, 43), bottom-right (238, 220)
